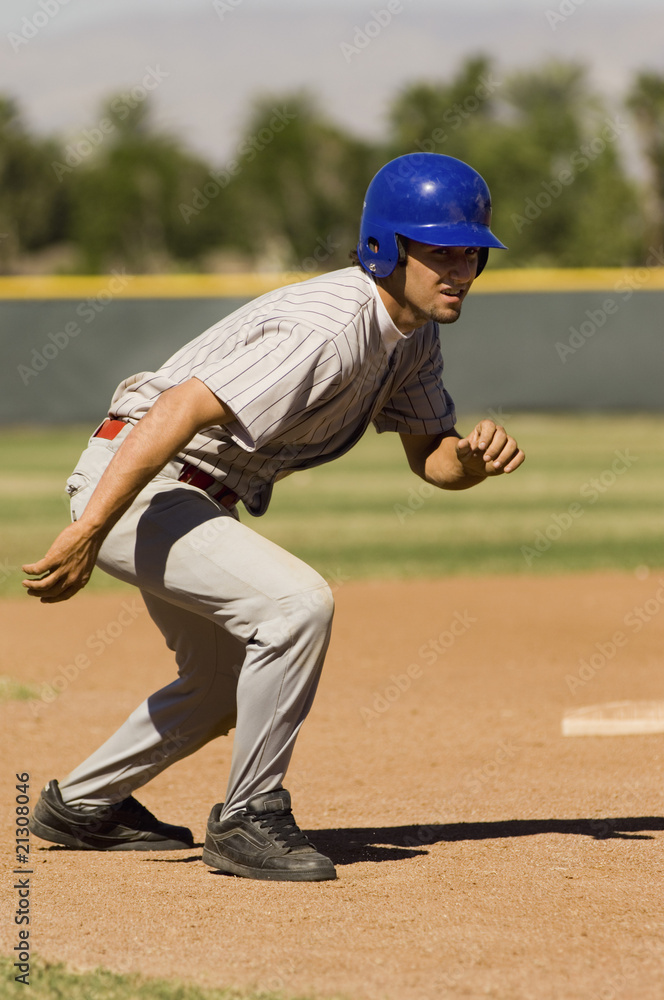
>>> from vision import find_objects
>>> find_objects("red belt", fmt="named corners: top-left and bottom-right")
top-left (93, 418), bottom-right (239, 510)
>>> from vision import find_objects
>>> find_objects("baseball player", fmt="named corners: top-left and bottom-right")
top-left (24, 153), bottom-right (524, 882)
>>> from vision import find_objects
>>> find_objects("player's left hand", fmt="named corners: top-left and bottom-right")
top-left (456, 419), bottom-right (525, 477)
top-left (22, 520), bottom-right (102, 604)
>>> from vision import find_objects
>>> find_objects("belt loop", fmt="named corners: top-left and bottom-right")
top-left (93, 418), bottom-right (129, 441)
top-left (178, 463), bottom-right (239, 509)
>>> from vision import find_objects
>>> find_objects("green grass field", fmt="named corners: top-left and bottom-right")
top-left (0, 956), bottom-right (318, 1000)
top-left (1, 413), bottom-right (662, 599)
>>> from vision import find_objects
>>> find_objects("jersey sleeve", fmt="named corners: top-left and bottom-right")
top-left (372, 333), bottom-right (456, 436)
top-left (194, 322), bottom-right (342, 451)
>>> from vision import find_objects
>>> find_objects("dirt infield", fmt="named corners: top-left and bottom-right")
top-left (2, 572), bottom-right (663, 999)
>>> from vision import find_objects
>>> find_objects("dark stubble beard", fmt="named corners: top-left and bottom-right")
top-left (435, 310), bottom-right (462, 325)
top-left (422, 303), bottom-right (463, 326)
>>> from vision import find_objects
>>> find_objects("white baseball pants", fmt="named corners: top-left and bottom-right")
top-left (58, 430), bottom-right (334, 818)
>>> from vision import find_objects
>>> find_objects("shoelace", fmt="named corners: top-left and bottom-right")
top-left (252, 809), bottom-right (312, 850)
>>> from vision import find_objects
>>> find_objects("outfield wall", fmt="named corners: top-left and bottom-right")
top-left (1, 269), bottom-right (662, 424)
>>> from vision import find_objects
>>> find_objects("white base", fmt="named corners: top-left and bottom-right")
top-left (562, 700), bottom-right (664, 736)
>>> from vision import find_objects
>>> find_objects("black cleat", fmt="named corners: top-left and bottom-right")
top-left (202, 788), bottom-right (336, 882)
top-left (28, 779), bottom-right (194, 852)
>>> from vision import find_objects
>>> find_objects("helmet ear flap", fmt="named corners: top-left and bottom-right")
top-left (357, 225), bottom-right (401, 277)
top-left (476, 247), bottom-right (489, 277)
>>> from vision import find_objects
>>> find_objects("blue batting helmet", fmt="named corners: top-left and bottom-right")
top-left (357, 152), bottom-right (507, 278)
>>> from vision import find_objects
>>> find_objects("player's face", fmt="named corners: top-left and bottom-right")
top-left (379, 242), bottom-right (480, 332)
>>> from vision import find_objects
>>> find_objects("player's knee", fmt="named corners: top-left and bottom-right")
top-left (301, 583), bottom-right (335, 634)
top-left (249, 580), bottom-right (335, 653)
top-left (273, 584), bottom-right (335, 647)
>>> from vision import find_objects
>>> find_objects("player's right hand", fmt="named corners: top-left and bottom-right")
top-left (22, 522), bottom-right (102, 604)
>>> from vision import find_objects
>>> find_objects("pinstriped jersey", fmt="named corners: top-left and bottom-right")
top-left (109, 267), bottom-right (456, 516)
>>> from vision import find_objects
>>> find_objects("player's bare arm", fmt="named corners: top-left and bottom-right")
top-left (400, 418), bottom-right (525, 491)
top-left (22, 377), bottom-right (232, 604)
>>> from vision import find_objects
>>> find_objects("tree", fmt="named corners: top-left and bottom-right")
top-left (502, 61), bottom-right (641, 266)
top-left (0, 97), bottom-right (69, 273)
top-left (627, 71), bottom-right (664, 254)
top-left (66, 98), bottom-right (230, 272)
top-left (0, 62), bottom-right (655, 273)
top-left (226, 92), bottom-right (382, 271)
top-left (388, 54), bottom-right (499, 163)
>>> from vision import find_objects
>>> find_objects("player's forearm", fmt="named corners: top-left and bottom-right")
top-left (422, 435), bottom-right (488, 491)
top-left (77, 382), bottom-right (228, 539)
top-left (76, 424), bottom-right (181, 539)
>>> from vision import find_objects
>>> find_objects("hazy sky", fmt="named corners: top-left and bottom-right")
top-left (1, 0), bottom-right (662, 164)
top-left (0, 0), bottom-right (658, 27)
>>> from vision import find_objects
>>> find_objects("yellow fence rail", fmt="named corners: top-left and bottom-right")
top-left (1, 267), bottom-right (664, 299)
